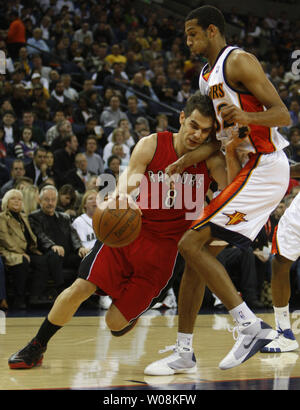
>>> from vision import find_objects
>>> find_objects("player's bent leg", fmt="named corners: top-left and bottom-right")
top-left (261, 254), bottom-right (299, 353)
top-left (178, 227), bottom-right (242, 310)
top-left (271, 254), bottom-right (293, 308)
top-left (8, 279), bottom-right (97, 369)
top-left (48, 278), bottom-right (97, 326)
top-left (179, 227), bottom-right (277, 369)
top-left (178, 264), bottom-right (206, 334)
top-left (106, 304), bottom-right (138, 336)
top-left (144, 243), bottom-right (227, 376)
top-left (144, 264), bottom-right (203, 376)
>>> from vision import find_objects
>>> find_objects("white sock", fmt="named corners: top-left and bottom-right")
top-left (177, 332), bottom-right (193, 348)
top-left (229, 302), bottom-right (257, 325)
top-left (273, 305), bottom-right (290, 331)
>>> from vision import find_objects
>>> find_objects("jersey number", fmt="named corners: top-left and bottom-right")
top-left (165, 188), bottom-right (177, 208)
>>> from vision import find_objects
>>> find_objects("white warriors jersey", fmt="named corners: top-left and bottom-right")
top-left (199, 46), bottom-right (288, 163)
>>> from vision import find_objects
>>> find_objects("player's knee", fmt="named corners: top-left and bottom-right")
top-left (178, 231), bottom-right (192, 257)
top-left (274, 254), bottom-right (292, 265)
top-left (105, 313), bottom-right (123, 332)
top-left (273, 254), bottom-right (293, 275)
top-left (178, 229), bottom-right (205, 257)
top-left (65, 279), bottom-right (96, 305)
top-left (105, 306), bottom-right (129, 332)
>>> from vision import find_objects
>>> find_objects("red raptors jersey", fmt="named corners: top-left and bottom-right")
top-left (137, 131), bottom-right (212, 238)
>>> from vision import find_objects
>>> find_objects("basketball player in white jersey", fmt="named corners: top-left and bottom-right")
top-left (145, 5), bottom-right (292, 375)
top-left (260, 162), bottom-right (300, 353)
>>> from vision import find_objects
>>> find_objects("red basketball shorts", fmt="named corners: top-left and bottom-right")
top-left (78, 225), bottom-right (181, 322)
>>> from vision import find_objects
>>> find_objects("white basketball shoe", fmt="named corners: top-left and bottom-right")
top-left (219, 318), bottom-right (278, 370)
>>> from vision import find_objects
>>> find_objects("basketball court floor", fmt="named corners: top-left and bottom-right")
top-left (1, 306), bottom-right (300, 391)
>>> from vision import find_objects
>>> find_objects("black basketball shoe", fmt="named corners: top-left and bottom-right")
top-left (8, 338), bottom-right (47, 369)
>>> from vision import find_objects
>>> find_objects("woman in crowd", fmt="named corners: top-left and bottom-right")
top-left (0, 189), bottom-right (48, 308)
top-left (102, 127), bottom-right (130, 165)
top-left (14, 127), bottom-right (38, 163)
top-left (56, 184), bottom-right (78, 220)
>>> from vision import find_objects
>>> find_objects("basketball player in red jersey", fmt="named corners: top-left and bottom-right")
top-left (8, 93), bottom-right (228, 369)
top-left (145, 6), bottom-right (292, 375)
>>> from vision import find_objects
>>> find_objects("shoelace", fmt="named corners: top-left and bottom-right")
top-left (227, 324), bottom-right (240, 341)
top-left (159, 344), bottom-right (176, 354)
top-left (158, 342), bottom-right (193, 354)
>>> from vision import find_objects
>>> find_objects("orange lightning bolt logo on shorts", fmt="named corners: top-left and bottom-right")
top-left (223, 211), bottom-right (247, 226)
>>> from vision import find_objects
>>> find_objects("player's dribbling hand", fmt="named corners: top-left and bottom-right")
top-left (221, 104), bottom-right (250, 125)
top-left (111, 192), bottom-right (143, 216)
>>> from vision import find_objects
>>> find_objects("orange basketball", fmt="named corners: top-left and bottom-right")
top-left (92, 197), bottom-right (142, 247)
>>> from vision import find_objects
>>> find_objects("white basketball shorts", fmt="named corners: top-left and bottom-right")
top-left (191, 150), bottom-right (289, 249)
top-left (272, 192), bottom-right (300, 261)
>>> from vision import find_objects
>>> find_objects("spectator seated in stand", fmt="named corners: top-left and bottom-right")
top-left (102, 127), bottom-right (131, 166)
top-left (56, 184), bottom-right (78, 221)
top-left (1, 110), bottom-right (20, 158)
top-left (63, 153), bottom-right (95, 195)
top-left (107, 118), bottom-right (136, 149)
top-left (14, 127), bottom-right (38, 164)
top-left (25, 146), bottom-right (50, 186)
top-left (53, 134), bottom-right (79, 187)
top-left (83, 135), bottom-right (105, 176)
top-left (44, 112), bottom-right (68, 147)
top-left (28, 185), bottom-right (90, 296)
top-left (125, 95), bottom-right (146, 129)
top-left (0, 189), bottom-right (49, 309)
top-left (19, 110), bottom-right (45, 147)
top-left (100, 95), bottom-right (129, 129)
top-left (47, 81), bottom-right (73, 114)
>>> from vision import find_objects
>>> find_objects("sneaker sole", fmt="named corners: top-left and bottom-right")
top-left (8, 356), bottom-right (44, 369)
top-left (260, 340), bottom-right (299, 353)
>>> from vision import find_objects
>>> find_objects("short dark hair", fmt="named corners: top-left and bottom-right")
top-left (107, 155), bottom-right (121, 167)
top-left (3, 110), bottom-right (16, 118)
top-left (85, 135), bottom-right (98, 145)
top-left (183, 92), bottom-right (215, 120)
top-left (34, 146), bottom-right (47, 157)
top-left (186, 6), bottom-right (226, 37)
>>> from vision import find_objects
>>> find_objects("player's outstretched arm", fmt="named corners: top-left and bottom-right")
top-left (221, 51), bottom-right (291, 128)
top-left (165, 138), bottom-right (220, 176)
top-left (116, 134), bottom-right (157, 196)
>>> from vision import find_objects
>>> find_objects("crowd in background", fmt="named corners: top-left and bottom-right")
top-left (0, 0), bottom-right (299, 312)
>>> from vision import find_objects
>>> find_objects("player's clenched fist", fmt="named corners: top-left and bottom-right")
top-left (221, 104), bottom-right (250, 125)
